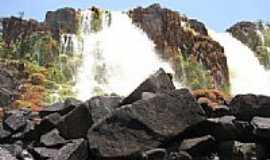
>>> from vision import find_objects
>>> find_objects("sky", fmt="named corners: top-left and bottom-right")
top-left (0, 0), bottom-right (269, 31)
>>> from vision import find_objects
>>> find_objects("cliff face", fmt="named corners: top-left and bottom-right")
top-left (45, 7), bottom-right (81, 39)
top-left (129, 4), bottom-right (229, 90)
top-left (228, 21), bottom-right (270, 69)
top-left (2, 17), bottom-right (49, 47)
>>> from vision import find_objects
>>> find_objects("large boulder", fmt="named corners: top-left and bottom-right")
top-left (40, 129), bottom-right (66, 147)
top-left (121, 68), bottom-right (175, 105)
top-left (88, 89), bottom-right (205, 159)
top-left (57, 103), bottom-right (92, 139)
top-left (229, 94), bottom-right (270, 121)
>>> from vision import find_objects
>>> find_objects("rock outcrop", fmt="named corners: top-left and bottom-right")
top-left (228, 21), bottom-right (270, 68)
top-left (129, 4), bottom-right (229, 90)
top-left (0, 68), bottom-right (270, 159)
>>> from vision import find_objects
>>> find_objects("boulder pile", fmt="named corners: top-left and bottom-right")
top-left (0, 68), bottom-right (270, 160)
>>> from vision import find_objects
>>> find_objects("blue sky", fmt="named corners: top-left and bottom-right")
top-left (0, 0), bottom-right (269, 31)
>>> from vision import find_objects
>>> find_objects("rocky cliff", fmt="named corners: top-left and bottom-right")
top-left (228, 21), bottom-right (270, 69)
top-left (129, 4), bottom-right (229, 91)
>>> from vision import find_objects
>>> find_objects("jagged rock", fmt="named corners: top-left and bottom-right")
top-left (88, 89), bottom-right (205, 158)
top-left (251, 117), bottom-right (270, 139)
top-left (3, 110), bottom-right (30, 132)
top-left (45, 7), bottom-right (80, 38)
top-left (121, 68), bottom-right (175, 105)
top-left (179, 135), bottom-right (217, 157)
top-left (51, 138), bottom-right (88, 160)
top-left (31, 147), bottom-right (58, 160)
top-left (129, 4), bottom-right (229, 89)
top-left (40, 129), bottom-right (66, 147)
top-left (0, 146), bottom-right (18, 160)
top-left (233, 142), bottom-right (256, 160)
top-left (39, 98), bottom-right (81, 117)
top-left (87, 95), bottom-right (122, 124)
top-left (36, 113), bottom-right (62, 134)
top-left (11, 120), bottom-right (34, 140)
top-left (57, 103), bottom-right (92, 139)
top-left (230, 94), bottom-right (270, 121)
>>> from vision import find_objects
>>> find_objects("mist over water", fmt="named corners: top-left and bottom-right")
top-left (209, 30), bottom-right (270, 96)
top-left (67, 10), bottom-right (173, 101)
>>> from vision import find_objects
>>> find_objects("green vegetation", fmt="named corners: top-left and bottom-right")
top-left (178, 53), bottom-right (212, 90)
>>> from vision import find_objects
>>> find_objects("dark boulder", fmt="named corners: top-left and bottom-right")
top-left (229, 94), bottom-right (270, 121)
top-left (179, 135), bottom-right (217, 157)
top-left (57, 103), bottom-right (92, 139)
top-left (40, 129), bottom-right (66, 147)
top-left (251, 117), bottom-right (270, 139)
top-left (121, 68), bottom-right (175, 105)
top-left (88, 89), bottom-right (205, 158)
top-left (39, 98), bottom-right (81, 118)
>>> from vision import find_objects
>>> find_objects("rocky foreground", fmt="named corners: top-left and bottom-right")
top-left (0, 68), bottom-right (269, 160)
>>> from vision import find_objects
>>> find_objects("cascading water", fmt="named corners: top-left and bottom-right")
top-left (70, 9), bottom-right (173, 101)
top-left (209, 30), bottom-right (270, 96)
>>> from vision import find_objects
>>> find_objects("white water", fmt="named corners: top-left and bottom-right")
top-left (72, 10), bottom-right (173, 101)
top-left (209, 30), bottom-right (270, 96)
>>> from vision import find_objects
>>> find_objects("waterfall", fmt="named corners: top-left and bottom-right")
top-left (70, 10), bottom-right (173, 101)
top-left (209, 30), bottom-right (270, 96)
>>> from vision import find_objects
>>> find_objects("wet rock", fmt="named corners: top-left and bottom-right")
top-left (39, 98), bottom-right (80, 117)
top-left (251, 117), bottom-right (270, 139)
top-left (87, 95), bottom-right (122, 124)
top-left (88, 89), bottom-right (205, 158)
top-left (40, 129), bottom-right (66, 147)
top-left (52, 138), bottom-right (88, 160)
top-left (3, 110), bottom-right (30, 132)
top-left (230, 94), bottom-right (270, 121)
top-left (57, 103), bottom-right (92, 139)
top-left (179, 135), bottom-right (217, 157)
top-left (121, 68), bottom-right (175, 105)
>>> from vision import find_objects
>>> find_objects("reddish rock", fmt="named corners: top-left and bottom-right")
top-left (129, 4), bottom-right (229, 89)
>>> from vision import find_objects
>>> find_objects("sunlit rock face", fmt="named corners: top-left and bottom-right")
top-left (129, 4), bottom-right (229, 91)
top-left (228, 21), bottom-right (270, 69)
